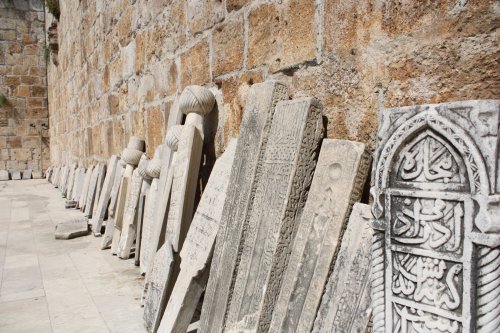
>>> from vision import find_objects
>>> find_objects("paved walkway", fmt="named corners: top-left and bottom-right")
top-left (0, 179), bottom-right (148, 333)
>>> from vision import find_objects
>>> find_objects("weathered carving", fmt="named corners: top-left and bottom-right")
top-left (370, 100), bottom-right (500, 333)
top-left (92, 155), bottom-right (119, 235)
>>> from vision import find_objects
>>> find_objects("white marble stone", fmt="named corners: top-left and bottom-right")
top-left (84, 165), bottom-right (100, 217)
top-left (370, 100), bottom-right (500, 333)
top-left (0, 170), bottom-right (9, 181)
top-left (79, 165), bottom-right (94, 210)
top-left (92, 155), bottom-right (119, 235)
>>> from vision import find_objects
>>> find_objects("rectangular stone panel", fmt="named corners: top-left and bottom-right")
top-left (199, 81), bottom-right (288, 333)
top-left (110, 164), bottom-right (134, 254)
top-left (225, 97), bottom-right (323, 332)
top-left (157, 139), bottom-right (237, 333)
top-left (117, 169), bottom-right (144, 259)
top-left (135, 179), bottom-right (151, 266)
top-left (140, 177), bottom-right (160, 275)
top-left (101, 162), bottom-right (125, 250)
top-left (269, 139), bottom-right (370, 333)
top-left (0, 170), bottom-right (9, 181)
top-left (311, 203), bottom-right (373, 333)
top-left (92, 163), bottom-right (107, 218)
top-left (84, 165), bottom-right (100, 217)
top-left (79, 165), bottom-right (94, 210)
top-left (92, 155), bottom-right (119, 235)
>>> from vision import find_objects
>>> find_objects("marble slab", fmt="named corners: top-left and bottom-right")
top-left (92, 163), bottom-right (107, 220)
top-left (22, 169), bottom-right (32, 179)
top-left (84, 165), bottom-right (100, 217)
top-left (11, 170), bottom-right (21, 180)
top-left (54, 217), bottom-right (89, 240)
top-left (135, 178), bottom-right (151, 266)
top-left (140, 178), bottom-right (160, 275)
top-left (92, 156), bottom-right (119, 235)
top-left (79, 165), bottom-right (94, 210)
top-left (0, 170), bottom-right (9, 181)
top-left (101, 162), bottom-right (126, 249)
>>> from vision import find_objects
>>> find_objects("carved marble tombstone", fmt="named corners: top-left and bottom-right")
top-left (101, 161), bottom-right (126, 250)
top-left (370, 100), bottom-right (500, 333)
top-left (225, 97), bottom-right (324, 332)
top-left (139, 146), bottom-right (163, 275)
top-left (65, 165), bottom-right (77, 201)
top-left (92, 155), bottom-right (119, 235)
top-left (110, 137), bottom-right (145, 255)
top-left (158, 139), bottom-right (237, 333)
top-left (92, 163), bottom-right (107, 219)
top-left (0, 170), bottom-right (9, 181)
top-left (269, 139), bottom-right (370, 333)
top-left (22, 169), bottom-right (32, 179)
top-left (135, 176), bottom-right (151, 266)
top-left (79, 165), bottom-right (94, 210)
top-left (117, 164), bottom-right (145, 259)
top-left (200, 81), bottom-right (288, 333)
top-left (143, 86), bottom-right (214, 333)
top-left (311, 203), bottom-right (374, 333)
top-left (84, 164), bottom-right (102, 218)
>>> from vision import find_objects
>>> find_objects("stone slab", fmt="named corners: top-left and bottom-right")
top-left (79, 165), bottom-right (94, 210)
top-left (370, 100), bottom-right (500, 333)
top-left (11, 170), bottom-right (21, 180)
top-left (199, 81), bottom-right (288, 333)
top-left (312, 203), bottom-right (373, 333)
top-left (65, 165), bottom-right (77, 199)
top-left (118, 169), bottom-right (144, 259)
top-left (54, 217), bottom-right (89, 240)
top-left (101, 162), bottom-right (126, 249)
top-left (32, 171), bottom-right (42, 179)
top-left (72, 168), bottom-right (86, 203)
top-left (110, 164), bottom-right (134, 254)
top-left (225, 97), bottom-right (323, 332)
top-left (92, 163), bottom-right (107, 220)
top-left (0, 170), bottom-right (9, 181)
top-left (92, 155), bottom-right (119, 235)
top-left (157, 139), bottom-right (237, 333)
top-left (143, 243), bottom-right (174, 333)
top-left (84, 164), bottom-right (101, 217)
top-left (140, 178), bottom-right (160, 275)
top-left (135, 179), bottom-right (151, 267)
top-left (269, 139), bottom-right (370, 333)
top-left (22, 169), bottom-right (32, 179)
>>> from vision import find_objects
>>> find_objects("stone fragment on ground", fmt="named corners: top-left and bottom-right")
top-left (54, 217), bottom-right (90, 240)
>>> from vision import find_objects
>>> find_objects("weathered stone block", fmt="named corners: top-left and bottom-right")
top-left (0, 169), bottom-right (9, 181)
top-left (180, 39), bottom-right (209, 88)
top-left (55, 217), bottom-right (89, 240)
top-left (186, 0), bottom-right (224, 34)
top-left (212, 16), bottom-right (244, 77)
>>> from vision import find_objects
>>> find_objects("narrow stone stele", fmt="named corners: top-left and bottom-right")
top-left (269, 139), bottom-right (370, 333)
top-left (72, 168), bottom-right (86, 205)
top-left (84, 164), bottom-right (101, 217)
top-left (117, 167), bottom-right (144, 259)
top-left (199, 81), bottom-right (288, 333)
top-left (0, 170), bottom-right (9, 181)
top-left (135, 177), bottom-right (151, 266)
top-left (55, 217), bottom-right (89, 240)
top-left (92, 155), bottom-right (119, 235)
top-left (91, 163), bottom-right (107, 220)
top-left (32, 171), bottom-right (42, 179)
top-left (157, 139), bottom-right (237, 333)
top-left (311, 203), bottom-right (373, 333)
top-left (225, 97), bottom-right (324, 332)
top-left (369, 100), bottom-right (500, 333)
top-left (101, 161), bottom-right (126, 250)
top-left (65, 165), bottom-right (77, 200)
top-left (79, 165), bottom-right (94, 210)
top-left (22, 169), bottom-right (32, 179)
top-left (110, 136), bottom-right (145, 255)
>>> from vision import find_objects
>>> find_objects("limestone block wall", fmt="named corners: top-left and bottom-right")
top-left (47, 0), bottom-right (499, 166)
top-left (0, 0), bottom-right (49, 173)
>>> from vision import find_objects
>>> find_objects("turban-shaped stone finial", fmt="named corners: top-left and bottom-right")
top-left (179, 85), bottom-right (215, 116)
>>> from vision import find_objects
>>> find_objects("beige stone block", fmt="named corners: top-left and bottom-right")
top-left (22, 136), bottom-right (40, 149)
top-left (146, 106), bottom-right (164, 157)
top-left (186, 0), bottom-right (224, 34)
top-left (180, 39), bottom-right (209, 88)
top-left (212, 16), bottom-right (244, 77)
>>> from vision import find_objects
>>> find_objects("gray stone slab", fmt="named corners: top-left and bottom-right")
top-left (92, 156), bottom-right (119, 235)
top-left (101, 162), bottom-right (126, 250)
top-left (369, 100), bottom-right (500, 333)
top-left (118, 168), bottom-right (144, 259)
top-left (135, 179), bottom-right (151, 267)
top-left (72, 168), bottom-right (86, 203)
top-left (11, 170), bottom-right (21, 180)
top-left (65, 166), bottom-right (77, 199)
top-left (92, 163), bottom-right (107, 220)
top-left (32, 171), bottom-right (42, 179)
top-left (157, 139), bottom-right (237, 333)
top-left (79, 165), bottom-right (94, 210)
top-left (54, 217), bottom-right (89, 240)
top-left (110, 164), bottom-right (133, 255)
top-left (140, 178), bottom-right (160, 275)
top-left (312, 203), bottom-right (373, 333)
top-left (22, 169), bottom-right (32, 179)
top-left (143, 243), bottom-right (174, 333)
top-left (199, 81), bottom-right (288, 333)
top-left (0, 170), bottom-right (9, 181)
top-left (225, 97), bottom-right (323, 332)
top-left (84, 164), bottom-right (101, 217)
top-left (269, 139), bottom-right (370, 333)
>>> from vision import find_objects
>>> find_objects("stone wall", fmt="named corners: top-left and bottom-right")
top-left (47, 0), bottom-right (499, 166)
top-left (0, 0), bottom-right (49, 174)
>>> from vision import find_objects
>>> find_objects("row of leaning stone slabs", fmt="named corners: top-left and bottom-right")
top-left (143, 86), bottom-right (215, 333)
top-left (369, 100), bottom-right (500, 333)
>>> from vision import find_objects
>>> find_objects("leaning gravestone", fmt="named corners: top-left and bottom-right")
top-left (79, 165), bottom-right (94, 210)
top-left (65, 165), bottom-right (77, 199)
top-left (117, 167), bottom-right (144, 259)
top-left (92, 163), bottom-right (107, 220)
top-left (0, 170), bottom-right (9, 181)
top-left (22, 169), bottom-right (32, 179)
top-left (92, 155), bottom-right (119, 235)
top-left (11, 170), bottom-right (21, 180)
top-left (84, 165), bottom-right (101, 217)
top-left (157, 139), bottom-right (237, 333)
top-left (135, 177), bottom-right (151, 266)
top-left (55, 217), bottom-right (89, 240)
top-left (311, 203), bottom-right (373, 333)
top-left (110, 137), bottom-right (145, 254)
top-left (225, 97), bottom-right (324, 332)
top-left (269, 139), bottom-right (370, 333)
top-left (101, 161), bottom-right (126, 249)
top-left (199, 81), bottom-right (288, 333)
top-left (369, 100), bottom-right (500, 333)
top-left (72, 168), bottom-right (86, 205)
